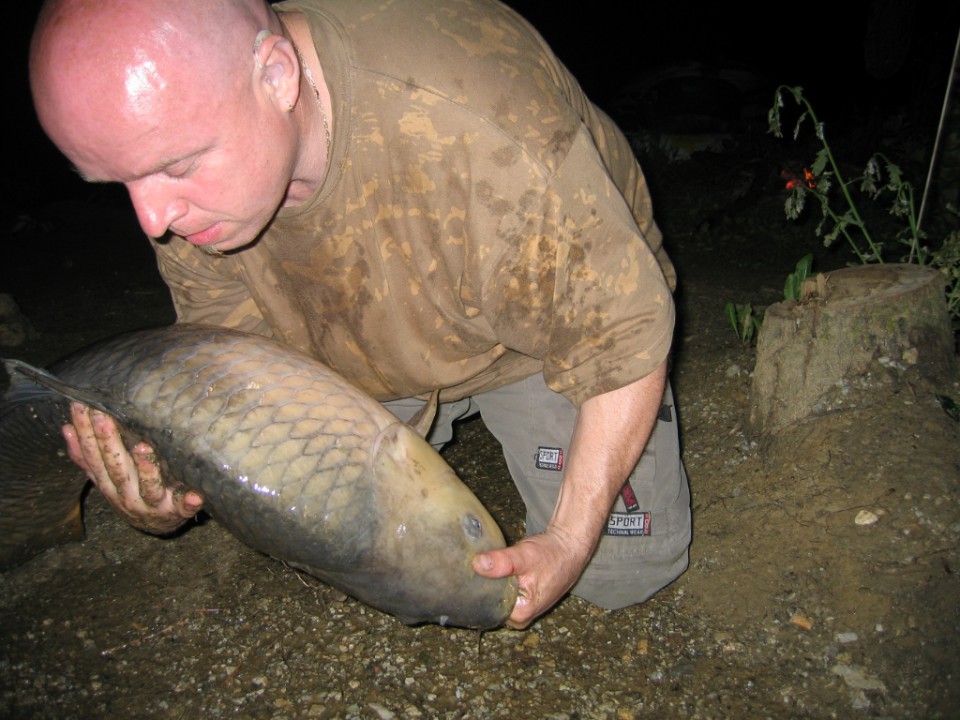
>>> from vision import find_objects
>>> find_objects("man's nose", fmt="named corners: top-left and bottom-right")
top-left (126, 178), bottom-right (188, 238)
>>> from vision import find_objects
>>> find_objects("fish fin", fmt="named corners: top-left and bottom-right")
top-left (407, 389), bottom-right (439, 439)
top-left (0, 493), bottom-right (86, 571)
top-left (0, 500), bottom-right (84, 572)
top-left (60, 498), bottom-right (85, 540)
top-left (3, 359), bottom-right (127, 421)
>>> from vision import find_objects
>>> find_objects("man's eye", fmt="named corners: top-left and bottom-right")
top-left (165, 161), bottom-right (197, 179)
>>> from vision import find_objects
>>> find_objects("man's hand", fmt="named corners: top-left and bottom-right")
top-left (62, 403), bottom-right (203, 534)
top-left (473, 529), bottom-right (593, 629)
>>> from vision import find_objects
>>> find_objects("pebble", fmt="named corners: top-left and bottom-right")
top-left (854, 510), bottom-right (880, 526)
top-left (368, 703), bottom-right (395, 719)
top-left (789, 613), bottom-right (813, 630)
top-left (831, 664), bottom-right (887, 692)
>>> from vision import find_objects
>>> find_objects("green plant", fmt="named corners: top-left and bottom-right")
top-left (928, 209), bottom-right (960, 320)
top-left (769, 85), bottom-right (960, 323)
top-left (783, 253), bottom-right (814, 302)
top-left (769, 85), bottom-right (908, 262)
top-left (724, 302), bottom-right (761, 346)
top-left (722, 254), bottom-right (813, 344)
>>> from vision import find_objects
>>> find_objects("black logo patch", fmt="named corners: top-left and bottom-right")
top-left (536, 446), bottom-right (563, 471)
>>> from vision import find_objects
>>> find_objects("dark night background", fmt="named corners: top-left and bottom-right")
top-left (4, 1), bottom-right (959, 255)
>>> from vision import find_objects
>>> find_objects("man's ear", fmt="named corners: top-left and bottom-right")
top-left (252, 30), bottom-right (301, 111)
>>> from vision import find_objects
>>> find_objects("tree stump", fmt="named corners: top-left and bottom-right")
top-left (750, 264), bottom-right (956, 434)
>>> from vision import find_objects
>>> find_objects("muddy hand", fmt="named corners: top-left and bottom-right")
top-left (473, 529), bottom-right (590, 629)
top-left (62, 402), bottom-right (203, 534)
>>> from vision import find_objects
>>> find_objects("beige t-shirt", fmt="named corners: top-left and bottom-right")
top-left (153, 0), bottom-right (675, 407)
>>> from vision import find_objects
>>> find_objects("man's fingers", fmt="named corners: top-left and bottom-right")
top-left (61, 423), bottom-right (88, 473)
top-left (89, 409), bottom-right (132, 495)
top-left (473, 546), bottom-right (539, 628)
top-left (179, 491), bottom-right (205, 517)
top-left (67, 404), bottom-right (114, 488)
top-left (472, 547), bottom-right (518, 579)
top-left (132, 445), bottom-right (205, 518)
top-left (132, 443), bottom-right (165, 505)
top-left (506, 600), bottom-right (536, 629)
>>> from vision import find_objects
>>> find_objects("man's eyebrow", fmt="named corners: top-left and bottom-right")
top-left (72, 166), bottom-right (109, 184)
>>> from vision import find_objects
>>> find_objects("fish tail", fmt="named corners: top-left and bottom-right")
top-left (1, 360), bottom-right (95, 570)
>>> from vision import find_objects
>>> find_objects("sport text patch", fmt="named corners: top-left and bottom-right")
top-left (536, 446), bottom-right (563, 471)
top-left (605, 512), bottom-right (651, 537)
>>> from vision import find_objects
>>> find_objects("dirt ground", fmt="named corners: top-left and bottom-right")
top-left (2, 101), bottom-right (960, 719)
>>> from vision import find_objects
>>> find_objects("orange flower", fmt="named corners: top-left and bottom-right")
top-left (781, 167), bottom-right (817, 190)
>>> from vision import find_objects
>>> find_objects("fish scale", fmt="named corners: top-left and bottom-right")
top-left (1, 324), bottom-right (516, 628)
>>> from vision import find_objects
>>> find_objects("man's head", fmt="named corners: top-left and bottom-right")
top-left (31, 0), bottom-right (311, 253)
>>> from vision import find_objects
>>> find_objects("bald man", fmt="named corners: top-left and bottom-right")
top-left (30, 0), bottom-right (691, 628)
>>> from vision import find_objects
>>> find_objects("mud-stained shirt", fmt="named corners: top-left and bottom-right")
top-left (152, 0), bottom-right (676, 407)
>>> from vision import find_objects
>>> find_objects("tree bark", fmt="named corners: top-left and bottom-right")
top-left (750, 264), bottom-right (955, 434)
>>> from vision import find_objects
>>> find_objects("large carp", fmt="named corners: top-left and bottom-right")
top-left (0, 324), bottom-right (517, 629)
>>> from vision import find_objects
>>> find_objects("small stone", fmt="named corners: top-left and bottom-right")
top-left (831, 664), bottom-right (887, 692)
top-left (368, 703), bottom-right (396, 720)
top-left (836, 632), bottom-right (859, 644)
top-left (790, 613), bottom-right (813, 630)
top-left (851, 689), bottom-right (872, 710)
top-left (855, 510), bottom-right (880, 526)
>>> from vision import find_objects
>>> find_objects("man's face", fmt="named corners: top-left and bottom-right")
top-left (34, 31), bottom-right (296, 254)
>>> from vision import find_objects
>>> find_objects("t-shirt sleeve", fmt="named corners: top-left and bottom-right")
top-left (482, 129), bottom-right (675, 407)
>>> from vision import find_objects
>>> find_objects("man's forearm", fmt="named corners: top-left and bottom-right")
top-left (547, 361), bottom-right (668, 557)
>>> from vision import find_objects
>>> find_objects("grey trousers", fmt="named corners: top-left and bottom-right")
top-left (383, 373), bottom-right (691, 610)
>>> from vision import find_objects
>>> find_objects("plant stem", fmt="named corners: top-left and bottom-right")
top-left (782, 86), bottom-right (885, 262)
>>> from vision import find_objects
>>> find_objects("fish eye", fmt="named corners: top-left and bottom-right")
top-left (461, 513), bottom-right (483, 541)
